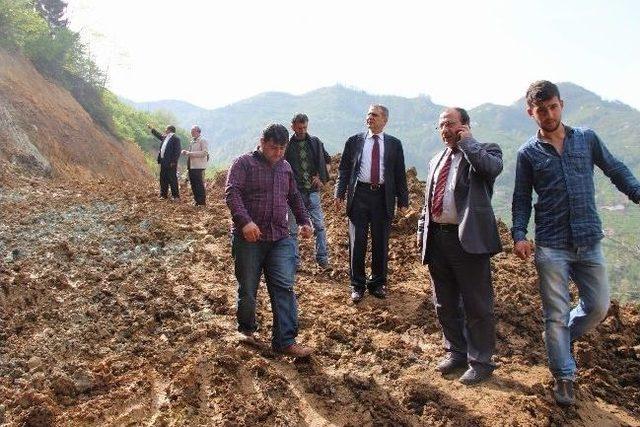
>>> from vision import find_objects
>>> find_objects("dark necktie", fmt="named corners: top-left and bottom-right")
top-left (371, 134), bottom-right (380, 184)
top-left (431, 148), bottom-right (458, 218)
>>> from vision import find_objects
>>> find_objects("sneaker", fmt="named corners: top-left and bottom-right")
top-left (459, 367), bottom-right (493, 385)
top-left (351, 289), bottom-right (365, 303)
top-left (553, 378), bottom-right (576, 406)
top-left (276, 343), bottom-right (314, 358)
top-left (436, 354), bottom-right (468, 374)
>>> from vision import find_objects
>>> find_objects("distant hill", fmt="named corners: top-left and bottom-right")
top-left (130, 83), bottom-right (640, 211)
top-left (129, 83), bottom-right (639, 172)
top-left (130, 84), bottom-right (640, 301)
top-left (121, 98), bottom-right (208, 126)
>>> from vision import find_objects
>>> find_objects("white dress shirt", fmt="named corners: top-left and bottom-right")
top-left (160, 132), bottom-right (174, 159)
top-left (431, 147), bottom-right (463, 224)
top-left (357, 131), bottom-right (385, 184)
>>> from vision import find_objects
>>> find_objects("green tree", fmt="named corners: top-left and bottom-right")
top-left (34, 0), bottom-right (68, 29)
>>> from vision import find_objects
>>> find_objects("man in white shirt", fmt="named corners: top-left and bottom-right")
top-left (334, 104), bottom-right (409, 303)
top-left (148, 124), bottom-right (181, 200)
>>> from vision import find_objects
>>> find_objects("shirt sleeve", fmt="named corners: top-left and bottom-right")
top-left (590, 130), bottom-right (640, 203)
top-left (458, 137), bottom-right (503, 180)
top-left (511, 149), bottom-right (534, 242)
top-left (225, 158), bottom-right (253, 228)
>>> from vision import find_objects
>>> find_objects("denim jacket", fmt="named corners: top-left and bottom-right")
top-left (511, 126), bottom-right (640, 248)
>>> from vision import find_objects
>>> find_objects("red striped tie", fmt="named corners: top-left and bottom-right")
top-left (371, 134), bottom-right (380, 185)
top-left (431, 149), bottom-right (457, 218)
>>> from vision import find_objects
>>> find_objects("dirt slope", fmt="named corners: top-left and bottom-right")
top-left (0, 49), bottom-right (150, 184)
top-left (0, 159), bottom-right (639, 426)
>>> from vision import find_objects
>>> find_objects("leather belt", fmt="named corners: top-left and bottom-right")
top-left (357, 181), bottom-right (384, 191)
top-left (429, 222), bottom-right (459, 232)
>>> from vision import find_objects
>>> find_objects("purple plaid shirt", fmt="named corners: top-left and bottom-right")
top-left (225, 149), bottom-right (310, 241)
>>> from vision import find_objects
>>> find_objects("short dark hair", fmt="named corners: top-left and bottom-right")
top-left (291, 113), bottom-right (309, 124)
top-left (262, 123), bottom-right (289, 146)
top-left (526, 80), bottom-right (561, 107)
top-left (454, 107), bottom-right (470, 125)
top-left (166, 125), bottom-right (176, 133)
top-left (370, 104), bottom-right (389, 119)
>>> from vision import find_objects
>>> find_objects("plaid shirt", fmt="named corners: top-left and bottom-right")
top-left (512, 126), bottom-right (640, 248)
top-left (225, 149), bottom-right (310, 241)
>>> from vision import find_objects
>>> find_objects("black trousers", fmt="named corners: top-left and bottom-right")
top-left (427, 225), bottom-right (495, 370)
top-left (159, 163), bottom-right (179, 199)
top-left (348, 184), bottom-right (390, 291)
top-left (188, 168), bottom-right (206, 205)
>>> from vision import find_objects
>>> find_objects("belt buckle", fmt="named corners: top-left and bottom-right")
top-left (370, 183), bottom-right (380, 190)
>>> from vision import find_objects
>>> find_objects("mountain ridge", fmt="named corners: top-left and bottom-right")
top-left (128, 83), bottom-right (640, 301)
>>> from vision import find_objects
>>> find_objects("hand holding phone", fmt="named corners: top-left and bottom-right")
top-left (457, 124), bottom-right (472, 142)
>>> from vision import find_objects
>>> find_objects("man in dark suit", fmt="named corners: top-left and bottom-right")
top-left (335, 104), bottom-right (409, 303)
top-left (148, 124), bottom-right (181, 200)
top-left (417, 107), bottom-right (503, 385)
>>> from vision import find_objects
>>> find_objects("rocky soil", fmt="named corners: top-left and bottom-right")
top-left (1, 163), bottom-right (639, 426)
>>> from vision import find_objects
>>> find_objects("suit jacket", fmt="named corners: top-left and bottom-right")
top-left (335, 132), bottom-right (409, 219)
top-left (151, 129), bottom-right (181, 166)
top-left (418, 137), bottom-right (503, 264)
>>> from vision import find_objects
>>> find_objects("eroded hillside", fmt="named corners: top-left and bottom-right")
top-left (0, 49), bottom-right (150, 184)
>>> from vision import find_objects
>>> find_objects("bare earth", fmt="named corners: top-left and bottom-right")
top-left (1, 164), bottom-right (639, 427)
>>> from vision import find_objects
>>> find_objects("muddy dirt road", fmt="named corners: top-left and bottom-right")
top-left (1, 169), bottom-right (639, 426)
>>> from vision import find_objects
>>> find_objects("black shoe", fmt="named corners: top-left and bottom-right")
top-left (553, 378), bottom-right (575, 406)
top-left (351, 289), bottom-right (365, 303)
top-left (459, 367), bottom-right (493, 385)
top-left (436, 355), bottom-right (467, 374)
top-left (370, 287), bottom-right (386, 299)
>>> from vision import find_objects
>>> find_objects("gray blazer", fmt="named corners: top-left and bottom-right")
top-left (418, 137), bottom-right (503, 264)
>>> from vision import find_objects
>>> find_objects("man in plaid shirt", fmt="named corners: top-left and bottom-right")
top-left (225, 123), bottom-right (314, 358)
top-left (512, 80), bottom-right (640, 406)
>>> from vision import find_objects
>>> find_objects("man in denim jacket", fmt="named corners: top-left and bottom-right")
top-left (511, 80), bottom-right (640, 406)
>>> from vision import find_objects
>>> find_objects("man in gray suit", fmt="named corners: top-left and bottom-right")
top-left (418, 107), bottom-right (503, 385)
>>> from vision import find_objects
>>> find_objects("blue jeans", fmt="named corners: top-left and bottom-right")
top-left (288, 191), bottom-right (329, 265)
top-left (232, 235), bottom-right (298, 350)
top-left (535, 242), bottom-right (610, 380)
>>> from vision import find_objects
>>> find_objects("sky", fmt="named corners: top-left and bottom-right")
top-left (65, 0), bottom-right (640, 111)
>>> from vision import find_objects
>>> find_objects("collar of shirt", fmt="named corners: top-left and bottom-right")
top-left (446, 146), bottom-right (460, 156)
top-left (252, 148), bottom-right (284, 167)
top-left (366, 130), bottom-right (384, 141)
top-left (535, 124), bottom-right (574, 145)
top-left (291, 133), bottom-right (309, 143)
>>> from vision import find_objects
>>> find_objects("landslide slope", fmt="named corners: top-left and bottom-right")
top-left (0, 160), bottom-right (639, 426)
top-left (0, 49), bottom-right (150, 184)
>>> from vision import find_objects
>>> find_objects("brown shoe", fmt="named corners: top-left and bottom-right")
top-left (277, 343), bottom-right (314, 358)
